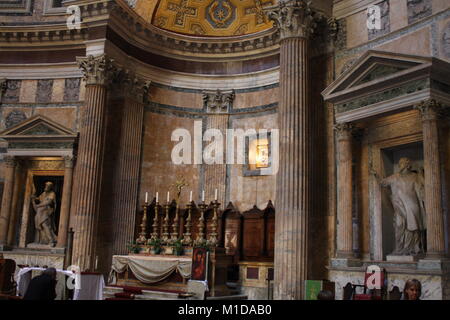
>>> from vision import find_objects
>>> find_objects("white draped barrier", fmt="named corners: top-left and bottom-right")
top-left (109, 255), bottom-right (192, 285)
top-left (16, 267), bottom-right (104, 300)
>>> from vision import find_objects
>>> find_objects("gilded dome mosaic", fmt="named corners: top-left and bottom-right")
top-left (128, 0), bottom-right (275, 37)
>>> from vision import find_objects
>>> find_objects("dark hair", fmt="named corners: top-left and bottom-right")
top-left (42, 267), bottom-right (57, 279)
top-left (403, 279), bottom-right (422, 300)
top-left (317, 290), bottom-right (334, 300)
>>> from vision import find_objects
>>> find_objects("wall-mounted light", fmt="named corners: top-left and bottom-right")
top-left (255, 139), bottom-right (269, 168)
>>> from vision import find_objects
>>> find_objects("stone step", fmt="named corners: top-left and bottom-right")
top-left (103, 286), bottom-right (181, 300)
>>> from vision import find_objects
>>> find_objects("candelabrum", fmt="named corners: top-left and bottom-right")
top-left (170, 204), bottom-right (180, 241)
top-left (150, 201), bottom-right (159, 240)
top-left (208, 200), bottom-right (220, 246)
top-left (195, 201), bottom-right (207, 244)
top-left (182, 201), bottom-right (193, 245)
top-left (161, 202), bottom-right (170, 244)
top-left (136, 202), bottom-right (148, 244)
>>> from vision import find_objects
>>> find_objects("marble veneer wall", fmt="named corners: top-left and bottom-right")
top-left (140, 83), bottom-right (280, 211)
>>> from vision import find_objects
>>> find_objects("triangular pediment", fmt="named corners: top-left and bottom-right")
top-left (322, 50), bottom-right (432, 102)
top-left (0, 115), bottom-right (77, 143)
top-left (0, 115), bottom-right (76, 138)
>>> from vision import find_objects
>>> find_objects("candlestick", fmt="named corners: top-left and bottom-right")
top-left (145, 192), bottom-right (148, 203)
top-left (156, 192), bottom-right (159, 203)
top-left (167, 191), bottom-right (170, 203)
top-left (189, 190), bottom-right (193, 202)
top-left (202, 190), bottom-right (205, 202)
top-left (95, 256), bottom-right (98, 270)
top-left (215, 189), bottom-right (217, 200)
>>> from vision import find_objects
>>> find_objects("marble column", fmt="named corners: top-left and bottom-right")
top-left (71, 55), bottom-right (118, 270)
top-left (0, 156), bottom-right (17, 246)
top-left (415, 99), bottom-right (446, 258)
top-left (111, 75), bottom-right (149, 254)
top-left (7, 162), bottom-right (22, 246)
top-left (335, 123), bottom-right (355, 258)
top-left (57, 156), bottom-right (74, 248)
top-left (266, 0), bottom-right (315, 299)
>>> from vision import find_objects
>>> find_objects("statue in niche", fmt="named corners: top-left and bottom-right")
top-left (31, 181), bottom-right (57, 247)
top-left (372, 157), bottom-right (426, 255)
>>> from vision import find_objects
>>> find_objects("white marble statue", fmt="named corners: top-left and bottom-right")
top-left (372, 157), bottom-right (426, 255)
top-left (31, 181), bottom-right (57, 247)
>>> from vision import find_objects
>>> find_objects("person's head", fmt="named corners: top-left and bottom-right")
top-left (403, 279), bottom-right (421, 300)
top-left (317, 290), bottom-right (334, 300)
top-left (42, 267), bottom-right (57, 280)
top-left (398, 157), bottom-right (412, 172)
top-left (44, 181), bottom-right (54, 192)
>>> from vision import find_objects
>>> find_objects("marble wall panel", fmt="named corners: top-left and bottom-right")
top-left (36, 79), bottom-right (53, 103)
top-left (2, 80), bottom-right (21, 103)
top-left (233, 87), bottom-right (279, 109)
top-left (375, 27), bottom-right (431, 59)
top-left (433, 0), bottom-right (450, 14)
top-left (390, 0), bottom-right (409, 32)
top-left (439, 18), bottom-right (450, 61)
top-left (140, 111), bottom-right (200, 205)
top-left (368, 0), bottom-right (390, 41)
top-left (51, 79), bottom-right (65, 103)
top-left (19, 80), bottom-right (37, 103)
top-left (33, 107), bottom-right (77, 131)
top-left (0, 107), bottom-right (32, 131)
top-left (346, 10), bottom-right (369, 49)
top-left (63, 78), bottom-right (81, 102)
top-left (149, 86), bottom-right (203, 109)
top-left (407, 0), bottom-right (432, 25)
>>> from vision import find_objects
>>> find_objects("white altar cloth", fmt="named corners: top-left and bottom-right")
top-left (109, 255), bottom-right (192, 284)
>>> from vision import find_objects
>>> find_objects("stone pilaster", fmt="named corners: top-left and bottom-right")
top-left (71, 55), bottom-right (119, 270)
top-left (415, 99), bottom-right (447, 258)
top-left (265, 0), bottom-right (315, 299)
top-left (0, 156), bottom-right (17, 247)
top-left (334, 123), bottom-right (356, 258)
top-left (57, 156), bottom-right (75, 248)
top-left (204, 115), bottom-right (228, 206)
top-left (111, 74), bottom-right (149, 254)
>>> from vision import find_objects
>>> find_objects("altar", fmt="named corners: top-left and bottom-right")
top-left (109, 254), bottom-right (191, 289)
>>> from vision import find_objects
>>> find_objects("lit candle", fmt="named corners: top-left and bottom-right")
top-left (202, 190), bottom-right (205, 202)
top-left (167, 191), bottom-right (170, 203)
top-left (189, 191), bottom-right (193, 202)
top-left (145, 192), bottom-right (148, 203)
top-left (215, 189), bottom-right (218, 201)
top-left (156, 192), bottom-right (159, 203)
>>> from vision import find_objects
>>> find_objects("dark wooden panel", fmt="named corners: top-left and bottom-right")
top-left (246, 267), bottom-right (259, 280)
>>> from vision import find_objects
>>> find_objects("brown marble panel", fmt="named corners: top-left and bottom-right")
top-left (33, 107), bottom-right (77, 131)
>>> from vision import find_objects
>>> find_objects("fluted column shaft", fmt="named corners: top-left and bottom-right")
top-left (267, 0), bottom-right (315, 300)
top-left (335, 124), bottom-right (354, 257)
top-left (0, 156), bottom-right (17, 245)
top-left (111, 95), bottom-right (145, 254)
top-left (417, 100), bottom-right (446, 258)
top-left (274, 36), bottom-right (310, 300)
top-left (72, 84), bottom-right (108, 270)
top-left (57, 156), bottom-right (74, 247)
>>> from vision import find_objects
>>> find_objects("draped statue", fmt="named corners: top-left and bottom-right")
top-left (373, 157), bottom-right (426, 255)
top-left (31, 181), bottom-right (57, 247)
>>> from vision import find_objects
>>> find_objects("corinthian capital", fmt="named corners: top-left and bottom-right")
top-left (265, 0), bottom-right (315, 40)
top-left (77, 55), bottom-right (121, 86)
top-left (3, 156), bottom-right (17, 168)
top-left (415, 99), bottom-right (445, 121)
top-left (123, 71), bottom-right (151, 104)
top-left (334, 123), bottom-right (360, 140)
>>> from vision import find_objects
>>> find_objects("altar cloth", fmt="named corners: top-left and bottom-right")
top-left (109, 255), bottom-right (192, 285)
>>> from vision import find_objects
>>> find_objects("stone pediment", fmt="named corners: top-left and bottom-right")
top-left (0, 115), bottom-right (77, 149)
top-left (322, 50), bottom-right (450, 123)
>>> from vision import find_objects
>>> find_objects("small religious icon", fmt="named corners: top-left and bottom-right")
top-left (31, 181), bottom-right (57, 247)
top-left (191, 247), bottom-right (208, 281)
top-left (173, 176), bottom-right (189, 201)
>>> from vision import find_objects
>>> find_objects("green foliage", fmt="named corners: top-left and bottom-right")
top-left (127, 241), bottom-right (141, 254)
top-left (173, 238), bottom-right (184, 256)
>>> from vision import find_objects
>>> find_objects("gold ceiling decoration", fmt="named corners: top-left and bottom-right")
top-left (128, 0), bottom-right (275, 37)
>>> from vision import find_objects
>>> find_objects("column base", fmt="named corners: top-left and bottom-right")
top-left (418, 258), bottom-right (450, 271)
top-left (330, 257), bottom-right (362, 268)
top-left (51, 247), bottom-right (66, 254)
top-left (0, 244), bottom-right (12, 251)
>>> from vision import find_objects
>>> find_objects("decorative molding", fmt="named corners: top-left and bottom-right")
top-left (77, 54), bottom-right (122, 86)
top-left (264, 0), bottom-right (315, 40)
top-left (0, 0), bottom-right (33, 15)
top-left (202, 89), bottom-right (235, 113)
